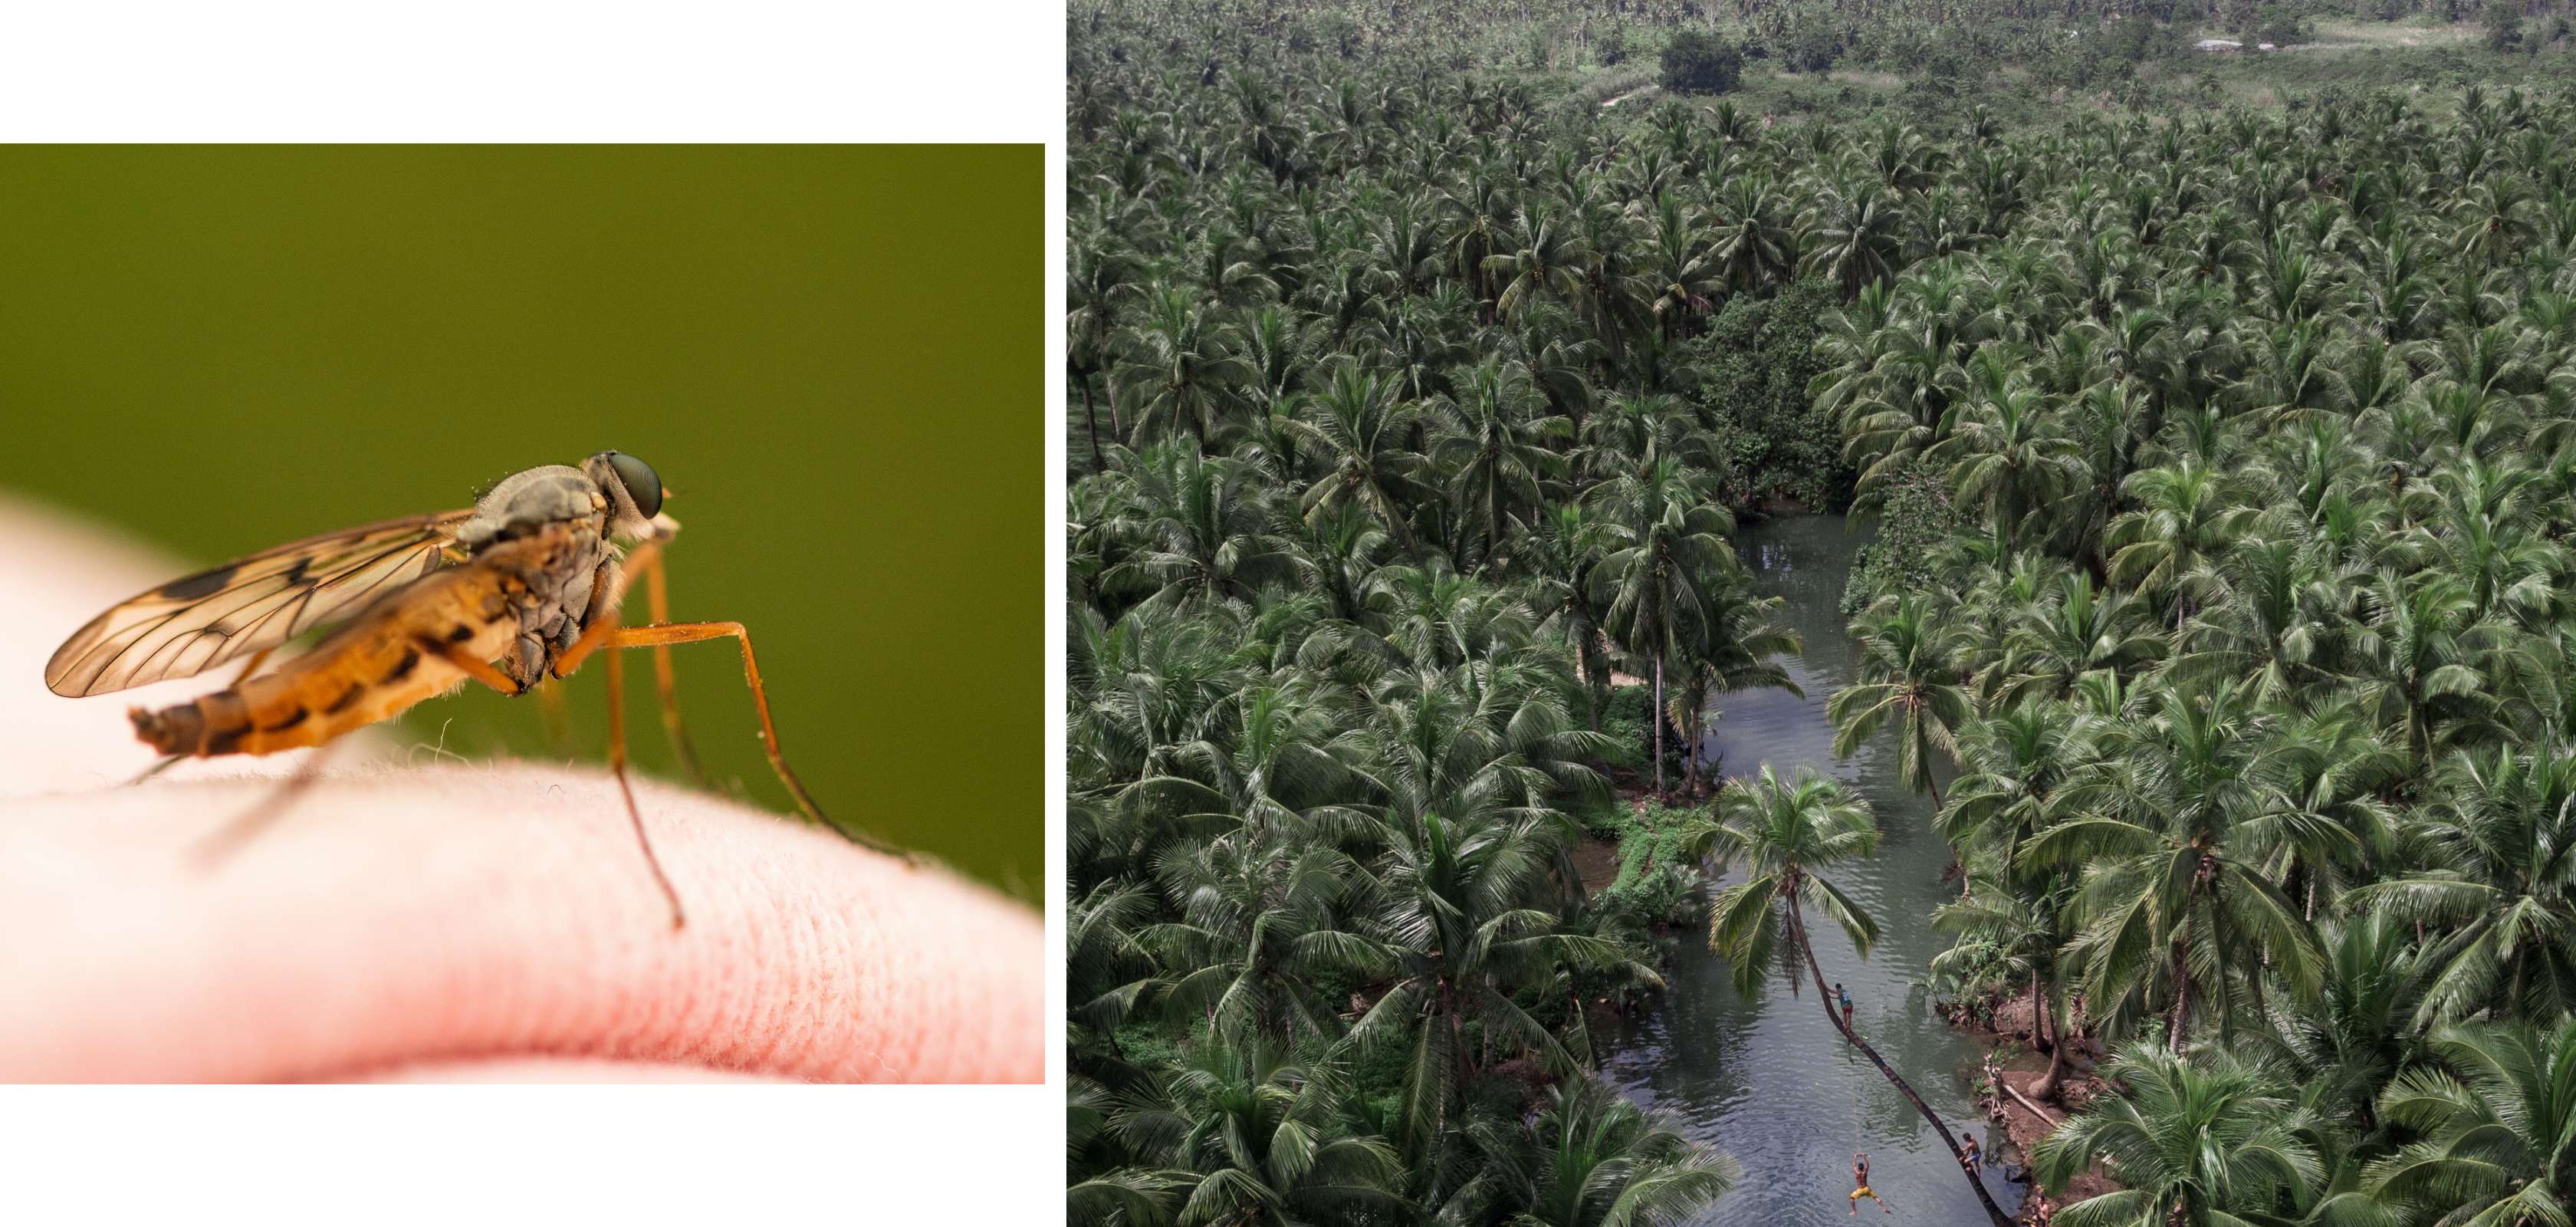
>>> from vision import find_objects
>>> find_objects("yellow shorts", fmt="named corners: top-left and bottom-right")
top-left (1851, 1186), bottom-right (1876, 1202)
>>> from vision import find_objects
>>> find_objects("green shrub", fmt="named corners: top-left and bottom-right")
top-left (1595, 803), bottom-right (1712, 926)
top-left (1687, 279), bottom-right (1852, 512)
top-left (1842, 462), bottom-right (1963, 614)
top-left (1109, 1021), bottom-right (1185, 1072)
top-left (2259, 2), bottom-right (2311, 44)
top-left (2483, 0), bottom-right (2523, 51)
top-left (1784, 13), bottom-right (1844, 72)
top-left (1659, 28), bottom-right (1743, 95)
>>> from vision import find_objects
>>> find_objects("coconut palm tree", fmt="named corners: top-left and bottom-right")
top-left (1700, 766), bottom-right (2013, 1227)
top-left (1099, 446), bottom-right (1306, 610)
top-left (2364, 1018), bottom-right (2576, 1227)
top-left (1106, 1042), bottom-right (1412, 1226)
top-left (1343, 811), bottom-right (1653, 1155)
top-left (2103, 459), bottom-right (2259, 628)
top-left (1589, 457), bottom-right (1741, 801)
top-left (1445, 1078), bottom-right (1740, 1227)
top-left (1291, 357), bottom-right (1430, 548)
top-left (1429, 357), bottom-right (1566, 573)
top-left (1928, 381), bottom-right (2090, 553)
top-left (2351, 743), bottom-right (2576, 1027)
top-left (2023, 679), bottom-right (2328, 1049)
top-left (2032, 1046), bottom-right (2325, 1227)
top-left (1115, 286), bottom-right (1257, 449)
top-left (1145, 834), bottom-right (1378, 1042)
top-left (1829, 592), bottom-right (1974, 808)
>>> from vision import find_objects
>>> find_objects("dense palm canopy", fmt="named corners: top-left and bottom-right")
top-left (2030, 1047), bottom-right (2326, 1227)
top-left (1070, 2), bottom-right (2576, 1224)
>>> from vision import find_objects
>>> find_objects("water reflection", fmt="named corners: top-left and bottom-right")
top-left (1593, 515), bottom-right (2022, 1225)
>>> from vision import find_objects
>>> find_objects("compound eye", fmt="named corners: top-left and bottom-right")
top-left (603, 452), bottom-right (663, 520)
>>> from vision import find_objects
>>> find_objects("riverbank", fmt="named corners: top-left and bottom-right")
top-left (1940, 987), bottom-right (2118, 1222)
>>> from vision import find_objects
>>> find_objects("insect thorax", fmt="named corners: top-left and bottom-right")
top-left (458, 465), bottom-right (604, 551)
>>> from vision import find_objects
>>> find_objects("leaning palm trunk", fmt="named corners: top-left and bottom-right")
top-left (1788, 894), bottom-right (2013, 1227)
top-left (2030, 966), bottom-right (2066, 1103)
top-left (2033, 1007), bottom-right (2068, 1102)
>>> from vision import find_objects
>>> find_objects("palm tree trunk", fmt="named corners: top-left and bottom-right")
top-left (2166, 928), bottom-right (2193, 1052)
top-left (1653, 656), bottom-right (1668, 802)
top-left (1921, 751), bottom-right (1964, 890)
top-left (2031, 967), bottom-right (2066, 1103)
top-left (1081, 375), bottom-right (1105, 475)
top-left (1682, 684), bottom-right (1703, 797)
top-left (1786, 893), bottom-right (2013, 1227)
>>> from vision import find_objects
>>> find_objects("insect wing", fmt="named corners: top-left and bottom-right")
top-left (44, 511), bottom-right (473, 697)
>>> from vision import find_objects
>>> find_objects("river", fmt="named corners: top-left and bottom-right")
top-left (1595, 513), bottom-right (2025, 1225)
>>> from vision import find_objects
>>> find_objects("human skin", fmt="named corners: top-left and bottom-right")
top-left (0, 495), bottom-right (1040, 1083)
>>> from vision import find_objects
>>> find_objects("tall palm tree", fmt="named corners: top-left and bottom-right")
top-left (1589, 458), bottom-right (1741, 801)
top-left (1800, 184), bottom-right (1905, 299)
top-left (1484, 203), bottom-right (1597, 326)
top-left (1429, 357), bottom-right (1566, 574)
top-left (2257, 911), bottom-right (2436, 1132)
top-left (1700, 766), bottom-right (2013, 1227)
top-left (1446, 1078), bottom-right (1740, 1227)
top-left (1931, 870), bottom-right (2076, 1098)
top-left (1105, 1042), bottom-right (1411, 1226)
top-left (1669, 580), bottom-right (1801, 797)
top-left (1115, 286), bottom-right (1256, 449)
top-left (1708, 173), bottom-right (1799, 294)
top-left (1928, 382), bottom-right (2090, 553)
top-left (1829, 592), bottom-right (1974, 808)
top-left (1344, 811), bottom-right (1650, 1155)
top-left (2032, 1046), bottom-right (2325, 1227)
top-left (1291, 357), bottom-right (1429, 548)
top-left (2351, 743), bottom-right (2576, 1027)
top-left (1144, 834), bottom-right (1377, 1044)
top-left (2365, 1018), bottom-right (2576, 1227)
top-left (2023, 679), bottom-right (2328, 1049)
top-left (1506, 502), bottom-right (1615, 720)
top-left (1099, 446), bottom-right (1306, 610)
top-left (2103, 459), bottom-right (2258, 628)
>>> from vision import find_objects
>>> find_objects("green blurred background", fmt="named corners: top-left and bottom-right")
top-left (0, 146), bottom-right (1040, 902)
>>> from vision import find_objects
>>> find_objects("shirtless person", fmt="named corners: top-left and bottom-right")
top-left (1850, 1152), bottom-right (1893, 1215)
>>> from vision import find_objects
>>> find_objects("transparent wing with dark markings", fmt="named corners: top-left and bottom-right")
top-left (44, 510), bottom-right (475, 697)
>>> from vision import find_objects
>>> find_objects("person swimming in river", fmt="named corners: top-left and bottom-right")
top-left (1849, 1152), bottom-right (1893, 1215)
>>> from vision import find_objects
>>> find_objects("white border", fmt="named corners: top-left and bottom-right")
top-left (0, 2), bottom-right (1058, 141)
top-left (0, 1086), bottom-right (1054, 1221)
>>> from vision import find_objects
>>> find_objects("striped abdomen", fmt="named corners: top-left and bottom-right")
top-left (131, 567), bottom-right (523, 758)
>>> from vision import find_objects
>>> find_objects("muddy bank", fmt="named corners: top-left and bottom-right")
top-left (1940, 987), bottom-right (2118, 1222)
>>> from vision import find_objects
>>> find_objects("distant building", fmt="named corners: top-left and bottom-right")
top-left (2196, 38), bottom-right (2242, 52)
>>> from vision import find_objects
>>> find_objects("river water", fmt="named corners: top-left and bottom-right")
top-left (1595, 514), bottom-right (2024, 1225)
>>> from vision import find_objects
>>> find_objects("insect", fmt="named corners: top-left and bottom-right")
top-left (44, 450), bottom-right (886, 929)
